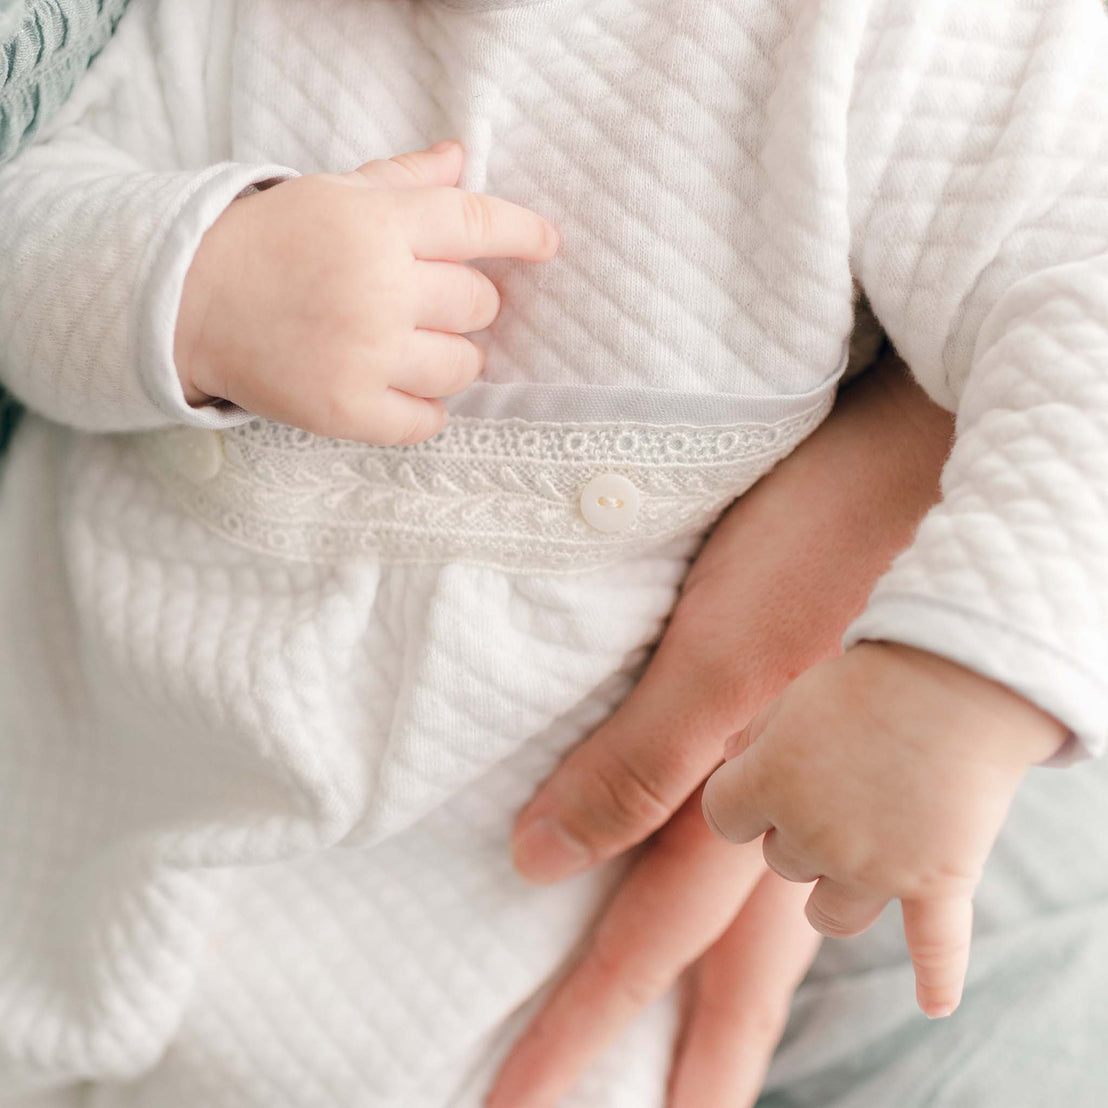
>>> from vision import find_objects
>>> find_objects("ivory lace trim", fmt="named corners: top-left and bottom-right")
top-left (137, 398), bottom-right (833, 573)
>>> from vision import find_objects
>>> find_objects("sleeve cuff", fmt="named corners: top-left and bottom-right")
top-left (843, 593), bottom-right (1108, 765)
top-left (135, 161), bottom-right (298, 429)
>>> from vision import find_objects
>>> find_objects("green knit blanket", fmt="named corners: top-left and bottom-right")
top-left (0, 0), bottom-right (130, 163)
top-left (0, 0), bottom-right (131, 449)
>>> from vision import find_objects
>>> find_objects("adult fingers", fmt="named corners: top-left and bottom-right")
top-left (700, 748), bottom-right (774, 845)
top-left (412, 261), bottom-right (501, 333)
top-left (511, 648), bottom-right (744, 884)
top-left (400, 186), bottom-right (559, 263)
top-left (804, 878), bottom-right (888, 939)
top-left (488, 800), bottom-right (765, 1108)
top-left (394, 331), bottom-right (485, 398)
top-left (902, 897), bottom-right (973, 1019)
top-left (352, 140), bottom-right (466, 190)
top-left (669, 874), bottom-right (820, 1108)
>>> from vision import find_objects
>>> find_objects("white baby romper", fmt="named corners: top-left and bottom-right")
top-left (1, 0), bottom-right (1107, 1105)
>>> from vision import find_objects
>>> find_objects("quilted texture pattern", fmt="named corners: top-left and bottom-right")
top-left (0, 0), bottom-right (1106, 1103)
top-left (0, 417), bottom-right (688, 1106)
top-left (842, 0), bottom-right (1108, 758)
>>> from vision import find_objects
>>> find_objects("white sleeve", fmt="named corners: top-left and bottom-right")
top-left (0, 0), bottom-right (295, 432)
top-left (842, 0), bottom-right (1108, 760)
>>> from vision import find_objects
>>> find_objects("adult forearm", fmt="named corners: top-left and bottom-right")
top-left (681, 349), bottom-right (955, 698)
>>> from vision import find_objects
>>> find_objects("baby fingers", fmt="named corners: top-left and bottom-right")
top-left (669, 874), bottom-right (820, 1108)
top-left (488, 804), bottom-right (765, 1108)
top-left (902, 896), bottom-right (973, 1019)
top-left (761, 829), bottom-right (821, 884)
top-left (400, 186), bottom-right (559, 263)
top-left (395, 331), bottom-right (486, 398)
top-left (702, 751), bottom-right (774, 844)
top-left (358, 390), bottom-right (448, 446)
top-left (804, 878), bottom-right (887, 939)
top-left (413, 261), bottom-right (501, 334)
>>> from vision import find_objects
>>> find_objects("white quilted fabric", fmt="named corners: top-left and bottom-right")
top-left (0, 0), bottom-right (1105, 1103)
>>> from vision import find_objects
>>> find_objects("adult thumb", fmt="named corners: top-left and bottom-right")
top-left (351, 140), bottom-right (465, 190)
top-left (511, 632), bottom-right (755, 885)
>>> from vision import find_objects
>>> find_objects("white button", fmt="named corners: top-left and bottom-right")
top-left (579, 473), bottom-right (642, 534)
top-left (167, 428), bottom-right (224, 482)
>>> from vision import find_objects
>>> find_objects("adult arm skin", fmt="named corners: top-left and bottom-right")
top-left (489, 349), bottom-right (955, 1107)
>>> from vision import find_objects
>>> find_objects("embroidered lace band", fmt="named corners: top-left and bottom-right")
top-left (136, 397), bottom-right (834, 573)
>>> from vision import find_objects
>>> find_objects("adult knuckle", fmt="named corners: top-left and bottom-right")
top-left (588, 931), bottom-right (668, 1010)
top-left (699, 992), bottom-right (790, 1044)
top-left (743, 1004), bottom-right (791, 1046)
top-left (609, 968), bottom-right (668, 1011)
top-left (591, 749), bottom-right (675, 834)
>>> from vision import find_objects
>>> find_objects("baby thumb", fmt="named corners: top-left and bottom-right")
top-left (351, 140), bottom-right (465, 190)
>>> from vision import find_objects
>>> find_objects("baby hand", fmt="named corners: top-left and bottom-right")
top-left (174, 141), bottom-right (558, 445)
top-left (702, 642), bottom-right (1067, 1018)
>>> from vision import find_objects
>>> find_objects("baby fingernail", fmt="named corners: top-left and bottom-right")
top-left (925, 1004), bottom-right (955, 1020)
top-left (512, 817), bottom-right (591, 884)
top-left (429, 139), bottom-right (458, 153)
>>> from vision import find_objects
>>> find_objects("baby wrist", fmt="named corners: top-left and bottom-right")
top-left (856, 640), bottom-right (1069, 769)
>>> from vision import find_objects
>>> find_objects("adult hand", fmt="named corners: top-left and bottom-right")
top-left (488, 351), bottom-right (955, 1107)
top-left (489, 793), bottom-right (820, 1108)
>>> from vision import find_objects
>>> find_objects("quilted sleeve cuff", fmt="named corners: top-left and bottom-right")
top-left (844, 594), bottom-right (1108, 765)
top-left (136, 162), bottom-right (297, 429)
